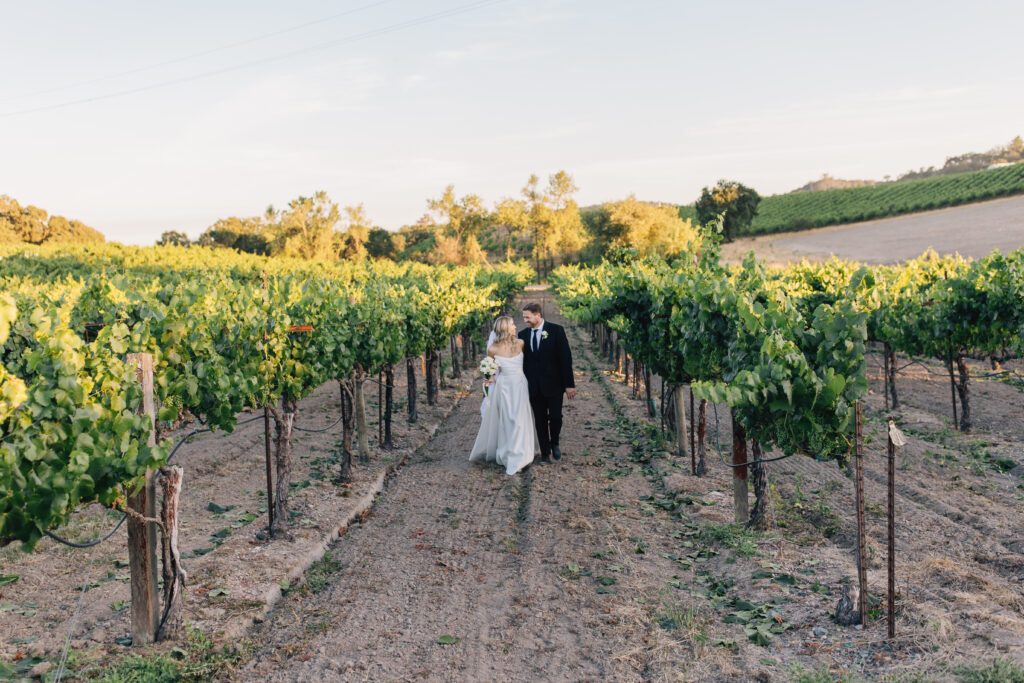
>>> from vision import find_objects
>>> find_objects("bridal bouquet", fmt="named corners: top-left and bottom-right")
top-left (479, 356), bottom-right (499, 396)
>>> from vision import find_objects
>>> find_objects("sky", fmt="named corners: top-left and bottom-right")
top-left (2, 0), bottom-right (1023, 244)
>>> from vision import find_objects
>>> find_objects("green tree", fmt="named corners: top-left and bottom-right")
top-left (516, 171), bottom-right (585, 275)
top-left (157, 230), bottom-right (191, 247)
top-left (0, 196), bottom-right (104, 244)
top-left (585, 196), bottom-right (700, 257)
top-left (425, 185), bottom-right (491, 263)
top-left (493, 197), bottom-right (530, 260)
top-left (695, 180), bottom-right (761, 242)
top-left (366, 227), bottom-right (397, 260)
top-left (197, 216), bottom-right (268, 254)
top-left (266, 191), bottom-right (339, 260)
top-left (428, 186), bottom-right (489, 242)
top-left (335, 204), bottom-right (372, 261)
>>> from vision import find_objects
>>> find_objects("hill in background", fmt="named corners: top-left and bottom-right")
top-left (791, 174), bottom-right (878, 193)
top-left (788, 135), bottom-right (1024, 193)
top-left (896, 135), bottom-right (1024, 181)
top-left (677, 135), bottom-right (1024, 238)
top-left (0, 195), bottom-right (105, 245)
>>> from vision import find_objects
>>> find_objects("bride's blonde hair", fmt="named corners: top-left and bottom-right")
top-left (492, 316), bottom-right (517, 348)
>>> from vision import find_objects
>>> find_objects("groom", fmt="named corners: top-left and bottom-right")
top-left (519, 303), bottom-right (576, 463)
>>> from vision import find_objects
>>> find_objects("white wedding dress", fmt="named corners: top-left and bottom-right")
top-left (469, 352), bottom-right (538, 475)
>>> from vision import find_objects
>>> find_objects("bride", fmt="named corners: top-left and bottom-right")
top-left (469, 316), bottom-right (538, 475)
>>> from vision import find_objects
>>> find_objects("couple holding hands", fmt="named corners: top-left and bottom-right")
top-left (469, 303), bottom-right (576, 476)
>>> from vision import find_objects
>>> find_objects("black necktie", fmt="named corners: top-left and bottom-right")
top-left (532, 329), bottom-right (539, 352)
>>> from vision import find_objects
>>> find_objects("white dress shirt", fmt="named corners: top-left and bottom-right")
top-left (531, 320), bottom-right (545, 352)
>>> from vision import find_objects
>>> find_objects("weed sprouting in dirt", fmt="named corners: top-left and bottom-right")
top-left (789, 662), bottom-right (854, 682)
top-left (952, 657), bottom-right (1024, 683)
top-left (697, 523), bottom-right (760, 557)
top-left (282, 549), bottom-right (343, 597)
top-left (74, 624), bottom-right (250, 682)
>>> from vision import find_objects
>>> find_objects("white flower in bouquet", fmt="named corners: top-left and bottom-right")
top-left (478, 356), bottom-right (499, 397)
top-left (479, 356), bottom-right (499, 379)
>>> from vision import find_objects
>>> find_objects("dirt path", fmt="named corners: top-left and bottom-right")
top-left (242, 291), bottom-right (715, 681)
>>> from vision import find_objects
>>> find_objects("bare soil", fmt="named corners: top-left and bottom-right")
top-left (3, 291), bottom-right (1023, 681)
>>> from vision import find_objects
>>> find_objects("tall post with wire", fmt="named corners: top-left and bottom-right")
top-left (853, 401), bottom-right (869, 627)
top-left (127, 352), bottom-right (159, 645)
top-left (887, 417), bottom-right (906, 639)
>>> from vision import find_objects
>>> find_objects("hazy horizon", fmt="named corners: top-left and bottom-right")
top-left (3, 0), bottom-right (1023, 244)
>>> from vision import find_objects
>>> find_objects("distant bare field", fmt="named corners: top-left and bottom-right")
top-left (723, 194), bottom-right (1024, 265)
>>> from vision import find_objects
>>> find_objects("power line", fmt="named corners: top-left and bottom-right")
top-left (0, 0), bottom-right (402, 105)
top-left (0, 0), bottom-right (510, 119)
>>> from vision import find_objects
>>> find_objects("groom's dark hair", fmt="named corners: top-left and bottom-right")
top-left (522, 302), bottom-right (542, 315)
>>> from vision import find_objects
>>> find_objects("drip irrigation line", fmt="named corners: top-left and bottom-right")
top-left (294, 411), bottom-right (346, 433)
top-left (44, 513), bottom-right (127, 549)
top-left (166, 412), bottom-right (265, 460)
top-left (166, 427), bottom-right (213, 462)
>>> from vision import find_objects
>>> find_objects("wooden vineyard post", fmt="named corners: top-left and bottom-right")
top-left (887, 418), bottom-right (906, 640)
top-left (887, 421), bottom-right (896, 639)
top-left (689, 388), bottom-right (695, 475)
top-left (853, 401), bottom-right (869, 627)
top-left (264, 406), bottom-right (274, 531)
top-left (127, 353), bottom-right (159, 645)
top-left (731, 417), bottom-right (748, 523)
top-left (673, 385), bottom-right (688, 468)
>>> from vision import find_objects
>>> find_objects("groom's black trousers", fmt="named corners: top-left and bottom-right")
top-left (530, 393), bottom-right (563, 456)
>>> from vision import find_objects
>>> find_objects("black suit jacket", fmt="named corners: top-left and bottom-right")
top-left (519, 322), bottom-right (575, 398)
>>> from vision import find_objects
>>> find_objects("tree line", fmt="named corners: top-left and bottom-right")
top-left (0, 174), bottom-right (764, 267)
top-left (159, 172), bottom-right (763, 274)
top-left (0, 195), bottom-right (105, 245)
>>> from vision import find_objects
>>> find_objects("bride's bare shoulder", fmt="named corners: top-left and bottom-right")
top-left (514, 338), bottom-right (524, 351)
